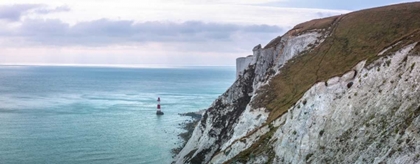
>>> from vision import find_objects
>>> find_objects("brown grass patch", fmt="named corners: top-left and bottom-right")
top-left (290, 15), bottom-right (340, 35)
top-left (253, 2), bottom-right (420, 123)
top-left (223, 2), bottom-right (420, 162)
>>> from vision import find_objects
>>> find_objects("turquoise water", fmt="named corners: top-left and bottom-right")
top-left (0, 66), bottom-right (235, 164)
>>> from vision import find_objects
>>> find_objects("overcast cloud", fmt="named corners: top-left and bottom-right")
top-left (2, 18), bottom-right (284, 47)
top-left (0, 0), bottom-right (416, 66)
top-left (33, 5), bottom-right (70, 14)
top-left (0, 4), bottom-right (69, 21)
top-left (0, 4), bottom-right (42, 21)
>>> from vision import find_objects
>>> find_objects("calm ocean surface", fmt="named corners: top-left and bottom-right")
top-left (0, 66), bottom-right (235, 164)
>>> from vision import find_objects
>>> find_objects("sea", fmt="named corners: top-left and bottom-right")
top-left (0, 65), bottom-right (235, 164)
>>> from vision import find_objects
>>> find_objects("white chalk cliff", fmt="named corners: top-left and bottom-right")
top-left (174, 2), bottom-right (420, 164)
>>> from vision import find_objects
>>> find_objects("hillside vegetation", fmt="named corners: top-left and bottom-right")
top-left (174, 3), bottom-right (420, 163)
top-left (254, 2), bottom-right (420, 122)
top-left (228, 3), bottom-right (420, 161)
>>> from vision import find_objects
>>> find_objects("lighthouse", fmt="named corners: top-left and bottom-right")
top-left (156, 97), bottom-right (164, 115)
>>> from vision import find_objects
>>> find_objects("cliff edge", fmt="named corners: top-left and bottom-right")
top-left (174, 2), bottom-right (420, 163)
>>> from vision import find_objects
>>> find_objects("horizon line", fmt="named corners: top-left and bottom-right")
top-left (0, 63), bottom-right (236, 69)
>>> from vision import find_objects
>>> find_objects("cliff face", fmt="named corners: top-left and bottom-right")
top-left (174, 2), bottom-right (420, 164)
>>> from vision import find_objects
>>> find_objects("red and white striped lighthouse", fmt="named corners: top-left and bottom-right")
top-left (156, 97), bottom-right (164, 115)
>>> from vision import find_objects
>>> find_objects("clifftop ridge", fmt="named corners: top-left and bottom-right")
top-left (175, 2), bottom-right (420, 163)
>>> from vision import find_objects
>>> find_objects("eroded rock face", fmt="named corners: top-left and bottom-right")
top-left (174, 4), bottom-right (420, 163)
top-left (236, 55), bottom-right (255, 79)
top-left (174, 34), bottom-right (420, 164)
top-left (270, 43), bottom-right (420, 164)
top-left (174, 65), bottom-right (256, 163)
top-left (174, 31), bottom-right (324, 164)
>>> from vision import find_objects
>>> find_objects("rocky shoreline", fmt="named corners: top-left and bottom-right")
top-left (171, 110), bottom-right (205, 157)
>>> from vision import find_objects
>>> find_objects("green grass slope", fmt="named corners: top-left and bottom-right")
top-left (227, 2), bottom-right (420, 162)
top-left (254, 2), bottom-right (420, 123)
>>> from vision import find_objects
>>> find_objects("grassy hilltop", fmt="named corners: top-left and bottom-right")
top-left (232, 2), bottom-right (420, 162)
top-left (254, 2), bottom-right (420, 122)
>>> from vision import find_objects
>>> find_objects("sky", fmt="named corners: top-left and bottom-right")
top-left (0, 0), bottom-right (417, 67)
